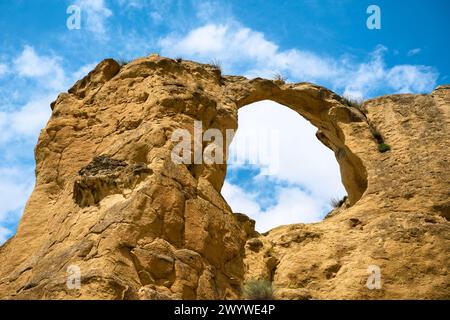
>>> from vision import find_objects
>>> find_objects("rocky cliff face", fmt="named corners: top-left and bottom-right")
top-left (0, 55), bottom-right (448, 299)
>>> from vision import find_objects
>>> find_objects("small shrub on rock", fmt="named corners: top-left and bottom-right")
top-left (243, 279), bottom-right (274, 300)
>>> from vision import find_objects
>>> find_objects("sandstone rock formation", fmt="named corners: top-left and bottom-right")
top-left (0, 55), bottom-right (448, 299)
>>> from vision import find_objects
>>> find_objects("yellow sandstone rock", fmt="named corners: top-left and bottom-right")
top-left (0, 56), bottom-right (448, 299)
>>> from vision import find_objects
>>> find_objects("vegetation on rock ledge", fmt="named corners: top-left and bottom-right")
top-left (243, 279), bottom-right (274, 300)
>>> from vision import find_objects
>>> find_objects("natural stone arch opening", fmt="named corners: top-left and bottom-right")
top-left (0, 57), bottom-right (447, 300)
top-left (219, 79), bottom-right (369, 208)
top-left (223, 99), bottom-right (347, 231)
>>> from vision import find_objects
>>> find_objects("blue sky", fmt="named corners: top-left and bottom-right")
top-left (0, 0), bottom-right (448, 241)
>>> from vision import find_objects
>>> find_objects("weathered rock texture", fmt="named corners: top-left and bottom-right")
top-left (0, 55), bottom-right (448, 299)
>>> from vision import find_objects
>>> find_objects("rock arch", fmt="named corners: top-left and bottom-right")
top-left (0, 56), bottom-right (448, 300)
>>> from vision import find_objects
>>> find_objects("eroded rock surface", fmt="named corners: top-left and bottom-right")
top-left (74, 155), bottom-right (152, 207)
top-left (0, 55), bottom-right (448, 299)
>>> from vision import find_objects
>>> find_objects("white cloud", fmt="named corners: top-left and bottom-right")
top-left (0, 167), bottom-right (34, 224)
top-left (0, 63), bottom-right (7, 76)
top-left (117, 0), bottom-right (143, 9)
top-left (0, 46), bottom-right (64, 244)
top-left (228, 101), bottom-right (345, 200)
top-left (14, 46), bottom-right (59, 77)
top-left (407, 48), bottom-right (421, 56)
top-left (160, 24), bottom-right (438, 99)
top-left (195, 1), bottom-right (228, 22)
top-left (386, 65), bottom-right (437, 93)
top-left (75, 0), bottom-right (112, 35)
top-left (3, 47), bottom-right (93, 145)
top-left (13, 46), bottom-right (66, 90)
top-left (73, 62), bottom-right (97, 81)
top-left (222, 181), bottom-right (326, 232)
top-left (160, 25), bottom-right (228, 58)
